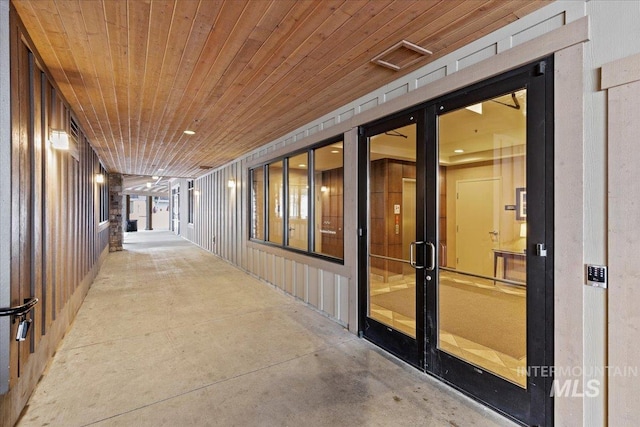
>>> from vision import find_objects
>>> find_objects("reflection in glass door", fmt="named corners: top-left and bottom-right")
top-left (368, 123), bottom-right (418, 338)
top-left (360, 59), bottom-right (553, 426)
top-left (360, 115), bottom-right (424, 369)
top-left (437, 90), bottom-right (528, 388)
top-left (424, 60), bottom-right (553, 426)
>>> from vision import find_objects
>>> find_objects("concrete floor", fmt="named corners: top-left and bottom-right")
top-left (17, 230), bottom-right (517, 427)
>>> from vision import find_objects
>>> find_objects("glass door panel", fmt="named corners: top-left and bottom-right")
top-left (360, 59), bottom-right (552, 426)
top-left (359, 114), bottom-right (424, 369)
top-left (437, 90), bottom-right (528, 388)
top-left (368, 123), bottom-right (418, 338)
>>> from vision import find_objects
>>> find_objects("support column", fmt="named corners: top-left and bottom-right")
top-left (603, 53), bottom-right (640, 427)
top-left (146, 196), bottom-right (153, 230)
top-left (125, 194), bottom-right (130, 221)
top-left (108, 174), bottom-right (123, 251)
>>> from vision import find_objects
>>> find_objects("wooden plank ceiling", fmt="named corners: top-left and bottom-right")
top-left (12, 0), bottom-right (549, 182)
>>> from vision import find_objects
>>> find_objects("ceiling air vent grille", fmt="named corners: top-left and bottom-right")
top-left (371, 40), bottom-right (432, 71)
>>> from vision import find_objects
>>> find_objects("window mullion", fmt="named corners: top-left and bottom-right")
top-left (308, 149), bottom-right (314, 253)
top-left (283, 158), bottom-right (289, 247)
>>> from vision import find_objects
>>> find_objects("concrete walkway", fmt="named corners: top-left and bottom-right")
top-left (17, 231), bottom-right (516, 426)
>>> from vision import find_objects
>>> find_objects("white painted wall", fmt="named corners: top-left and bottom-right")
top-left (603, 52), bottom-right (640, 427)
top-left (582, 2), bottom-right (640, 425)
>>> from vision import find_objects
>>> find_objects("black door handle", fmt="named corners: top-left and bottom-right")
top-left (0, 297), bottom-right (38, 318)
top-left (0, 297), bottom-right (38, 341)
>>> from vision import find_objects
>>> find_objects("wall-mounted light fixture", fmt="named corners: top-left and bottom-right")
top-left (96, 173), bottom-right (105, 184)
top-left (227, 179), bottom-right (235, 189)
top-left (320, 186), bottom-right (329, 193)
top-left (520, 222), bottom-right (527, 238)
top-left (50, 129), bottom-right (69, 150)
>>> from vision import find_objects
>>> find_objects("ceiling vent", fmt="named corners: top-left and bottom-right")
top-left (371, 40), bottom-right (432, 71)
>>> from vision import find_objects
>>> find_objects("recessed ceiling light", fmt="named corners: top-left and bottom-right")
top-left (146, 182), bottom-right (152, 188)
top-left (157, 168), bottom-right (165, 172)
top-left (465, 104), bottom-right (483, 115)
top-left (454, 149), bottom-right (464, 153)
top-left (152, 175), bottom-right (159, 180)
top-left (184, 130), bottom-right (195, 135)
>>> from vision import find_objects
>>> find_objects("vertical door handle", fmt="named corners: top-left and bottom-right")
top-left (409, 241), bottom-right (425, 269)
top-left (425, 242), bottom-right (436, 271)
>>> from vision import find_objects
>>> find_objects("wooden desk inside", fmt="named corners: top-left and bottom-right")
top-left (493, 249), bottom-right (526, 282)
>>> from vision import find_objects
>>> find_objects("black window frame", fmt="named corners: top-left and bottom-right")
top-left (248, 135), bottom-right (345, 263)
top-left (187, 179), bottom-right (194, 224)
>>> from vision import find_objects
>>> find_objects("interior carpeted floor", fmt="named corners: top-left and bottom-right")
top-left (370, 279), bottom-right (525, 359)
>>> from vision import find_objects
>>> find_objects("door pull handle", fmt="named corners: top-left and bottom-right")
top-left (409, 241), bottom-right (425, 269)
top-left (426, 242), bottom-right (436, 271)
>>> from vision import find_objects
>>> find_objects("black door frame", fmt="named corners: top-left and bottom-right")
top-left (358, 58), bottom-right (554, 427)
top-left (357, 111), bottom-right (426, 369)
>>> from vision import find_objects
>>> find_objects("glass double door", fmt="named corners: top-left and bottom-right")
top-left (358, 61), bottom-right (553, 426)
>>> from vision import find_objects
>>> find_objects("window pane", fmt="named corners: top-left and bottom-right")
top-left (268, 161), bottom-right (284, 244)
top-left (251, 166), bottom-right (264, 240)
top-left (437, 89), bottom-right (527, 388)
top-left (187, 180), bottom-right (194, 224)
top-left (368, 126), bottom-right (416, 337)
top-left (287, 153), bottom-right (309, 250)
top-left (314, 141), bottom-right (343, 258)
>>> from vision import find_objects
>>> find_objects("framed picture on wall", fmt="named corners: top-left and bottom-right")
top-left (516, 187), bottom-right (526, 220)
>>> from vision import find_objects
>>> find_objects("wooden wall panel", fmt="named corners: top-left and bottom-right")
top-left (338, 275), bottom-right (349, 324)
top-left (9, 21), bottom-right (27, 382)
top-left (274, 256), bottom-right (284, 291)
top-left (284, 259), bottom-right (294, 295)
top-left (31, 56), bottom-right (44, 346)
top-left (41, 79), bottom-right (52, 332)
top-left (2, 7), bottom-right (111, 426)
top-left (258, 251), bottom-right (265, 283)
top-left (296, 264), bottom-right (306, 302)
top-left (321, 271), bottom-right (335, 317)
top-left (307, 266), bottom-right (319, 307)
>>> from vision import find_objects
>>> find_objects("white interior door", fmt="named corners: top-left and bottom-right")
top-left (455, 178), bottom-right (501, 277)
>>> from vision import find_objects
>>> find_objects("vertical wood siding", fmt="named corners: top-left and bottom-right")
top-left (1, 8), bottom-right (110, 426)
top-left (186, 163), bottom-right (350, 327)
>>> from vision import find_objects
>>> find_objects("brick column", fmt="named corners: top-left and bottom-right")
top-left (109, 173), bottom-right (123, 251)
